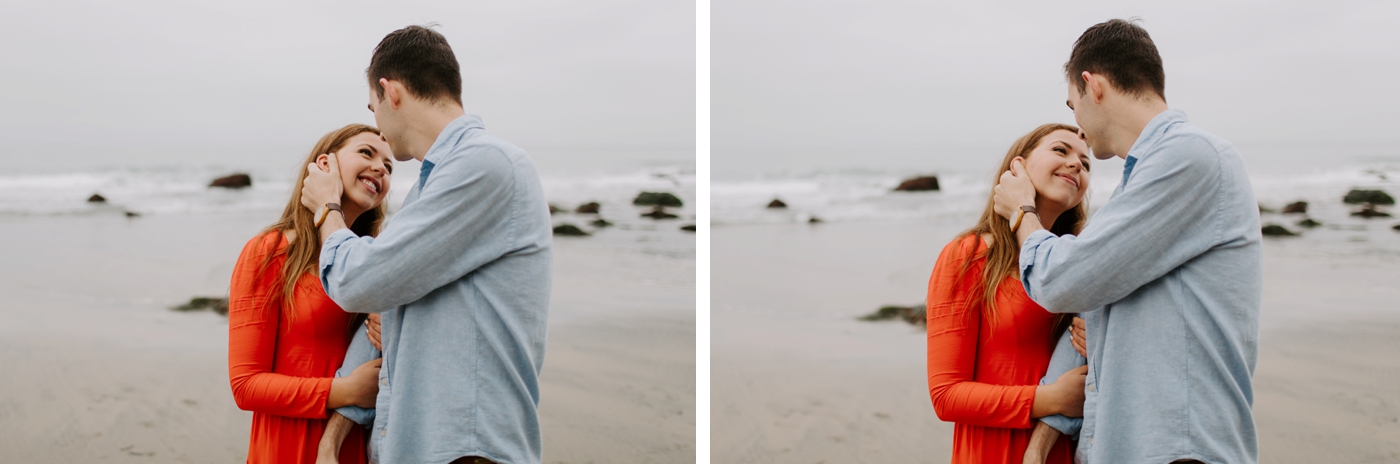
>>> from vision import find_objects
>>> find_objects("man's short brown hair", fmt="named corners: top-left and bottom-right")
top-left (1065, 19), bottom-right (1165, 101)
top-left (368, 25), bottom-right (463, 106)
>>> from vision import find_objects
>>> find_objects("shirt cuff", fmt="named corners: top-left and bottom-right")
top-left (319, 228), bottom-right (359, 275)
top-left (1018, 229), bottom-right (1056, 274)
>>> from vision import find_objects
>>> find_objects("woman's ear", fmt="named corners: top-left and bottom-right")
top-left (316, 154), bottom-right (331, 171)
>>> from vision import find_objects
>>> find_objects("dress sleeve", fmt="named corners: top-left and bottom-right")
top-left (925, 237), bottom-right (1038, 429)
top-left (227, 233), bottom-right (334, 419)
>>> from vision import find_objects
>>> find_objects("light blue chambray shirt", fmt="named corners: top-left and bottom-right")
top-left (321, 114), bottom-right (553, 464)
top-left (1020, 109), bottom-right (1262, 464)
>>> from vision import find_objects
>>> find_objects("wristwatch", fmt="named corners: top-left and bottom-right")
top-left (1010, 205), bottom-right (1038, 232)
top-left (314, 203), bottom-right (342, 228)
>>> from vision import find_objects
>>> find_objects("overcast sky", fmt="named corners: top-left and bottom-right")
top-left (0, 0), bottom-right (695, 172)
top-left (714, 0), bottom-right (1400, 175)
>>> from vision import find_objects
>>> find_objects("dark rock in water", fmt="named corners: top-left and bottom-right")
top-left (576, 202), bottom-right (601, 214)
top-left (590, 218), bottom-right (613, 228)
top-left (895, 176), bottom-right (940, 192)
top-left (809, 216), bottom-right (823, 223)
top-left (553, 224), bottom-right (590, 236)
top-left (87, 194), bottom-right (107, 203)
top-left (641, 206), bottom-right (679, 220)
top-left (1258, 204), bottom-right (1276, 214)
top-left (124, 211), bottom-right (141, 218)
top-left (680, 224), bottom-right (697, 232)
top-left (1393, 224), bottom-right (1400, 231)
top-left (1343, 189), bottom-right (1395, 205)
top-left (767, 199), bottom-right (787, 209)
top-left (209, 173), bottom-right (252, 189)
top-left (1261, 224), bottom-right (1298, 237)
top-left (859, 304), bottom-right (927, 325)
top-left (548, 204), bottom-right (563, 215)
top-left (1282, 201), bottom-right (1308, 214)
top-left (633, 192), bottom-right (684, 207)
top-left (1296, 218), bottom-right (1321, 228)
top-left (1351, 203), bottom-right (1393, 218)
top-left (172, 297), bottom-right (229, 316)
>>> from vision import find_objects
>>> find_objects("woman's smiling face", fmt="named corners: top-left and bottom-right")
top-left (1022, 129), bottom-right (1091, 213)
top-left (322, 131), bottom-right (394, 215)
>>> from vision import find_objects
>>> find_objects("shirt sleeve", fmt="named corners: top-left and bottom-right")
top-left (1037, 328), bottom-right (1086, 436)
top-left (320, 146), bottom-right (522, 313)
top-left (227, 234), bottom-right (334, 419)
top-left (333, 324), bottom-right (381, 426)
top-left (1020, 134), bottom-right (1224, 314)
top-left (926, 237), bottom-right (1038, 429)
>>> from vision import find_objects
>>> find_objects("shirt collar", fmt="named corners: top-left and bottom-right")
top-left (1124, 108), bottom-right (1187, 163)
top-left (422, 114), bottom-right (485, 165)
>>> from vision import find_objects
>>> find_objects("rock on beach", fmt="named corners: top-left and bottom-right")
top-left (209, 174), bottom-right (252, 189)
top-left (894, 176), bottom-right (940, 192)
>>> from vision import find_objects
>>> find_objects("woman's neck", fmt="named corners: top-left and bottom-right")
top-left (1034, 197), bottom-right (1065, 232)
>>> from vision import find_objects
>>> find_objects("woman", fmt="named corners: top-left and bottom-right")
top-left (925, 123), bottom-right (1092, 463)
top-left (228, 124), bottom-right (395, 464)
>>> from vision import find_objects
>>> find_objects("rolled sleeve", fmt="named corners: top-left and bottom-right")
top-left (332, 325), bottom-right (381, 426)
top-left (1037, 329), bottom-right (1086, 436)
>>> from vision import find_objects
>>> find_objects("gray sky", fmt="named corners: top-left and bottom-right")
top-left (714, 0), bottom-right (1400, 175)
top-left (1, 0), bottom-right (695, 172)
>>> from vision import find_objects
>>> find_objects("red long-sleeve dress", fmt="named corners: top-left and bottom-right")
top-left (227, 232), bottom-right (368, 464)
top-left (926, 234), bottom-right (1075, 464)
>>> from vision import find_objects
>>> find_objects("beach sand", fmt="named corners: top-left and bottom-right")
top-left (0, 211), bottom-right (695, 463)
top-left (712, 220), bottom-right (1400, 463)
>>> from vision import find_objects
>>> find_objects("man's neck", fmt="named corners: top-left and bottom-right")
top-left (1105, 98), bottom-right (1169, 159)
top-left (404, 104), bottom-right (467, 162)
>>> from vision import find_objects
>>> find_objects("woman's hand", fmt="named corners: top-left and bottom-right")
top-left (1032, 365), bottom-right (1087, 418)
top-left (367, 313), bottom-right (382, 351)
top-left (327, 358), bottom-right (381, 409)
top-left (1070, 317), bottom-right (1087, 358)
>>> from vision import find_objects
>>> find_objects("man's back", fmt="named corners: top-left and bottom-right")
top-left (321, 114), bottom-right (553, 464)
top-left (1019, 110), bottom-right (1262, 463)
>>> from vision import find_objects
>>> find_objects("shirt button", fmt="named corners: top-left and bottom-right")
top-left (380, 378), bottom-right (388, 386)
top-left (380, 430), bottom-right (386, 437)
top-left (1089, 384), bottom-right (1095, 392)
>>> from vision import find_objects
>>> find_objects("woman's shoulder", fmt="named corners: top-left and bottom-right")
top-left (237, 230), bottom-right (288, 262)
top-left (938, 233), bottom-right (986, 261)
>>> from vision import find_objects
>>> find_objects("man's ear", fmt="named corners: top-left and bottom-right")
top-left (380, 78), bottom-right (402, 109)
top-left (1083, 71), bottom-right (1105, 104)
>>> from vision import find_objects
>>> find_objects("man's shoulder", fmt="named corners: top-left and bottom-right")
top-left (1155, 122), bottom-right (1238, 164)
top-left (436, 129), bottom-right (531, 174)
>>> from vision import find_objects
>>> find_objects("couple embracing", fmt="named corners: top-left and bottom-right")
top-left (226, 26), bottom-right (552, 464)
top-left (926, 19), bottom-right (1262, 464)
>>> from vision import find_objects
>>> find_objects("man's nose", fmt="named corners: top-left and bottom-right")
top-left (1077, 129), bottom-right (1087, 140)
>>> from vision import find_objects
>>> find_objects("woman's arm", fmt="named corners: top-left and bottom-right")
top-left (227, 234), bottom-right (377, 418)
top-left (925, 238), bottom-right (1079, 428)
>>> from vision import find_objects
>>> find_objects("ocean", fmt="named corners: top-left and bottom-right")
top-left (713, 144), bottom-right (1400, 258)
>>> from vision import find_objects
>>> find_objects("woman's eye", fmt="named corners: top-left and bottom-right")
top-left (360, 149), bottom-right (372, 156)
top-left (1054, 147), bottom-right (1066, 154)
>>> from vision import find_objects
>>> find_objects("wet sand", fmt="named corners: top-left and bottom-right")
top-left (0, 211), bottom-right (695, 463)
top-left (712, 220), bottom-right (1400, 463)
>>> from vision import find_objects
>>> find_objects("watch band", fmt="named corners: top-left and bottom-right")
top-left (1010, 205), bottom-right (1038, 232)
top-left (314, 202), bottom-right (343, 228)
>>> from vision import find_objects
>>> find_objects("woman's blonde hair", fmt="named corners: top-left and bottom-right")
top-left (255, 124), bottom-right (388, 328)
top-left (957, 123), bottom-right (1088, 339)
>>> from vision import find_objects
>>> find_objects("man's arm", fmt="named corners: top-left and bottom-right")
top-left (316, 412), bottom-right (356, 464)
top-left (318, 148), bottom-right (526, 313)
top-left (1001, 136), bottom-right (1225, 313)
top-left (1022, 421), bottom-right (1063, 464)
top-left (332, 324), bottom-right (381, 426)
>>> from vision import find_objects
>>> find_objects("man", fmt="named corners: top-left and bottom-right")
top-left (996, 19), bottom-right (1262, 464)
top-left (301, 25), bottom-right (553, 464)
